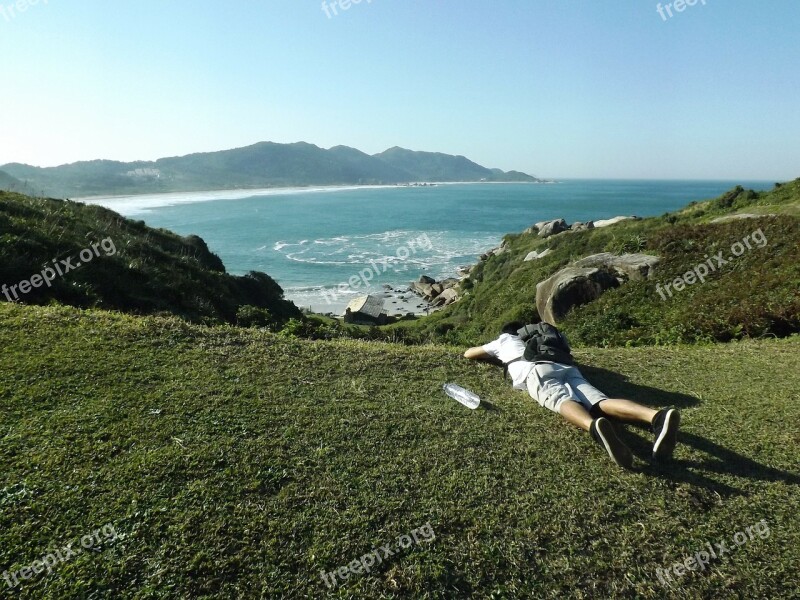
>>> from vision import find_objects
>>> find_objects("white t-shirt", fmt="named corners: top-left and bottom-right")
top-left (482, 334), bottom-right (536, 390)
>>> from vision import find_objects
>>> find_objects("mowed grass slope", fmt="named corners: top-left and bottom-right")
top-left (1, 303), bottom-right (799, 599)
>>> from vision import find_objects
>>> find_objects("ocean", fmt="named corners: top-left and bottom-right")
top-left (81, 180), bottom-right (774, 314)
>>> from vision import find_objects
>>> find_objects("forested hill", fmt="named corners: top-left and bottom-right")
top-left (1, 142), bottom-right (540, 198)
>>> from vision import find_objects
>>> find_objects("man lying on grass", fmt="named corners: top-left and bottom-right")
top-left (463, 320), bottom-right (680, 469)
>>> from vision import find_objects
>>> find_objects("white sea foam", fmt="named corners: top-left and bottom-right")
top-left (284, 254), bottom-right (351, 266)
top-left (270, 229), bottom-right (500, 274)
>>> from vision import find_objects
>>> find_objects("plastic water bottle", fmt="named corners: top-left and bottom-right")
top-left (443, 383), bottom-right (481, 409)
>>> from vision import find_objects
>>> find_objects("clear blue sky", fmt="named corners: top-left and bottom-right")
top-left (1, 0), bottom-right (798, 179)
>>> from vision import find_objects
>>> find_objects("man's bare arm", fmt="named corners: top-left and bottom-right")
top-left (464, 346), bottom-right (491, 360)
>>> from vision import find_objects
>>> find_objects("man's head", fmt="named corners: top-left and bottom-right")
top-left (500, 321), bottom-right (526, 336)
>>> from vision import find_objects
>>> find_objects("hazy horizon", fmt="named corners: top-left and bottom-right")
top-left (0, 141), bottom-right (786, 186)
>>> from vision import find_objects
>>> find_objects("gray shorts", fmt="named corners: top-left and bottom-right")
top-left (526, 362), bottom-right (608, 413)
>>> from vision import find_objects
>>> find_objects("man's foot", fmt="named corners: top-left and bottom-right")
top-left (652, 408), bottom-right (680, 461)
top-left (590, 417), bottom-right (633, 469)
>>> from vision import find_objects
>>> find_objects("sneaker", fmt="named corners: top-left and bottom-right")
top-left (652, 408), bottom-right (680, 460)
top-left (590, 417), bottom-right (633, 469)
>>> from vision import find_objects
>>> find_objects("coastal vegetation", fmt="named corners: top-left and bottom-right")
top-left (387, 179), bottom-right (800, 347)
top-left (0, 191), bottom-right (300, 326)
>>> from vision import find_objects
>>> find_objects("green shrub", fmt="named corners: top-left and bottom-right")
top-left (0, 192), bottom-right (302, 325)
top-left (236, 305), bottom-right (275, 328)
top-left (604, 233), bottom-right (647, 254)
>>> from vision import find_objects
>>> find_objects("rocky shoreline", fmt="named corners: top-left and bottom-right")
top-left (406, 214), bottom-right (643, 313)
top-left (408, 275), bottom-right (461, 308)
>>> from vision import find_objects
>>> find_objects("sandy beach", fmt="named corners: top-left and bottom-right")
top-left (296, 283), bottom-right (438, 319)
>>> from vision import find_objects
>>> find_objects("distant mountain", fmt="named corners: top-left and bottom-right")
top-left (0, 169), bottom-right (48, 197)
top-left (375, 147), bottom-right (536, 183)
top-left (1, 142), bottom-right (541, 198)
top-left (0, 169), bottom-right (27, 193)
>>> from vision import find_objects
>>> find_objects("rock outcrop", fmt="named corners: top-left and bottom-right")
top-left (479, 240), bottom-right (510, 261)
top-left (592, 216), bottom-right (640, 228)
top-left (462, 217), bottom-right (652, 322)
top-left (536, 219), bottom-right (569, 238)
top-left (410, 275), bottom-right (461, 307)
top-left (523, 216), bottom-right (635, 236)
top-left (535, 252), bottom-right (660, 323)
top-left (573, 252), bottom-right (659, 281)
top-left (536, 267), bottom-right (619, 325)
top-left (570, 221), bottom-right (594, 232)
top-left (524, 248), bottom-right (553, 262)
top-left (433, 288), bottom-right (459, 307)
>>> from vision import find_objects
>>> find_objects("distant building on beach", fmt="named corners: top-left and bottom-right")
top-left (343, 295), bottom-right (388, 325)
top-left (125, 168), bottom-right (161, 179)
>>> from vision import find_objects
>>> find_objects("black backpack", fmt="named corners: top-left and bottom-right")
top-left (504, 322), bottom-right (573, 377)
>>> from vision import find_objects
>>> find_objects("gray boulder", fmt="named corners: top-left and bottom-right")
top-left (479, 241), bottom-right (510, 261)
top-left (433, 288), bottom-right (459, 306)
top-left (536, 267), bottom-right (619, 324)
top-left (537, 219), bottom-right (569, 238)
top-left (571, 221), bottom-right (595, 231)
top-left (418, 275), bottom-right (436, 284)
top-left (524, 248), bottom-right (553, 262)
top-left (412, 282), bottom-right (434, 298)
top-left (440, 278), bottom-right (459, 289)
top-left (592, 216), bottom-right (639, 229)
top-left (573, 252), bottom-right (660, 281)
top-left (410, 276), bottom-right (462, 306)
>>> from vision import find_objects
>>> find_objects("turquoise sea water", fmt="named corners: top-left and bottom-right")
top-left (86, 180), bottom-right (773, 312)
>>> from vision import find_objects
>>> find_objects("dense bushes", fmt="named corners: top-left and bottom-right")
top-left (0, 192), bottom-right (301, 325)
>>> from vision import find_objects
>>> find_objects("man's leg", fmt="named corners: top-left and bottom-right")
top-left (594, 399), bottom-right (657, 425)
top-left (528, 366), bottom-right (633, 468)
top-left (558, 399), bottom-right (593, 431)
top-left (596, 399), bottom-right (680, 460)
top-left (557, 400), bottom-right (632, 468)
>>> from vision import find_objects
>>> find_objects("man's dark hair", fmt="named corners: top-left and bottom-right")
top-left (500, 314), bottom-right (543, 336)
top-left (500, 321), bottom-right (526, 336)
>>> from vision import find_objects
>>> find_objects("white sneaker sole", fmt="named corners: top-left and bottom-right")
top-left (595, 418), bottom-right (633, 469)
top-left (653, 409), bottom-right (680, 460)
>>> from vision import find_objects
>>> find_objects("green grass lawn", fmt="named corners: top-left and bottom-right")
top-left (1, 303), bottom-right (799, 599)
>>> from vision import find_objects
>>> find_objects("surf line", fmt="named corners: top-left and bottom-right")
top-left (320, 233), bottom-right (432, 304)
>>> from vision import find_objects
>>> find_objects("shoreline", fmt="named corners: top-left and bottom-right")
top-left (289, 284), bottom-right (441, 319)
top-left (73, 180), bottom-right (548, 203)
